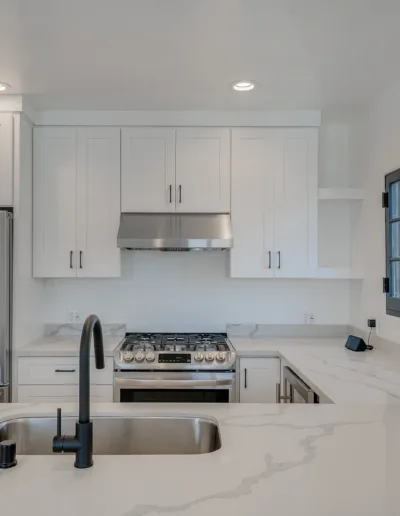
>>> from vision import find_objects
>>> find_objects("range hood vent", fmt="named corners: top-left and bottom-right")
top-left (117, 213), bottom-right (233, 251)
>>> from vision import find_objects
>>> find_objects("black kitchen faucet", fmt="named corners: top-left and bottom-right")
top-left (52, 314), bottom-right (105, 468)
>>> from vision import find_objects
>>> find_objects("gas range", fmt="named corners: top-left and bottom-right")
top-left (114, 333), bottom-right (236, 371)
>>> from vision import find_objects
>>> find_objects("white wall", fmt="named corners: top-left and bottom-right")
top-left (354, 79), bottom-right (400, 341)
top-left (40, 110), bottom-right (364, 332)
top-left (43, 252), bottom-right (352, 331)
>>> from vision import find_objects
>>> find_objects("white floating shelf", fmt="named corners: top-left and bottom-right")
top-left (318, 188), bottom-right (365, 200)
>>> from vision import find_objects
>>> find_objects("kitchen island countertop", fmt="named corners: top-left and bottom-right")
top-left (0, 401), bottom-right (398, 516)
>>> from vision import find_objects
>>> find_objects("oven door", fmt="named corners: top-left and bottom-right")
top-left (114, 371), bottom-right (236, 403)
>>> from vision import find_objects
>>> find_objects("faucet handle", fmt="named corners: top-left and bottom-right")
top-left (56, 408), bottom-right (62, 437)
top-left (53, 408), bottom-right (64, 453)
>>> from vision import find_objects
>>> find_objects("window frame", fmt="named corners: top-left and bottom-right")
top-left (385, 168), bottom-right (400, 317)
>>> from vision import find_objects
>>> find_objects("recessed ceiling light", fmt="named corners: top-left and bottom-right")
top-left (0, 82), bottom-right (10, 92)
top-left (232, 80), bottom-right (255, 92)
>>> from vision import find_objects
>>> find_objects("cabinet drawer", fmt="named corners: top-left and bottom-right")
top-left (240, 357), bottom-right (281, 374)
top-left (18, 357), bottom-right (113, 385)
top-left (18, 385), bottom-right (113, 403)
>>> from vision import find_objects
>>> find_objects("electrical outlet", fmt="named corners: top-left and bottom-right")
top-left (367, 319), bottom-right (376, 332)
top-left (303, 313), bottom-right (315, 324)
top-left (67, 310), bottom-right (80, 324)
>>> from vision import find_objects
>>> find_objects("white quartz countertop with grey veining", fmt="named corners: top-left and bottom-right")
top-left (229, 330), bottom-right (400, 404)
top-left (17, 324), bottom-right (125, 357)
top-left (0, 402), bottom-right (399, 516)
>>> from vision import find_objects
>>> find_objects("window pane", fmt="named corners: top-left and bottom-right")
top-left (389, 181), bottom-right (400, 219)
top-left (390, 261), bottom-right (400, 299)
top-left (390, 221), bottom-right (400, 258)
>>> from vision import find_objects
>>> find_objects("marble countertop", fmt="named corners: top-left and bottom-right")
top-left (230, 335), bottom-right (400, 404)
top-left (0, 402), bottom-right (399, 516)
top-left (17, 324), bottom-right (125, 357)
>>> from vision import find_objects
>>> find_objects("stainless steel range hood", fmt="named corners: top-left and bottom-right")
top-left (117, 213), bottom-right (233, 251)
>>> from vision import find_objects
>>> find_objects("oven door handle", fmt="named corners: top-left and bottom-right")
top-left (114, 378), bottom-right (233, 388)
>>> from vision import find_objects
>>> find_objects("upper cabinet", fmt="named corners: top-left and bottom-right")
top-left (0, 114), bottom-right (14, 206)
top-left (33, 127), bottom-right (121, 278)
top-left (121, 128), bottom-right (175, 212)
top-left (121, 127), bottom-right (230, 213)
top-left (175, 128), bottom-right (230, 213)
top-left (231, 128), bottom-right (318, 278)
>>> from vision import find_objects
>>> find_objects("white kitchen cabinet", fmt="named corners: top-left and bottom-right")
top-left (17, 356), bottom-right (114, 403)
top-left (239, 358), bottom-right (280, 403)
top-left (18, 385), bottom-right (113, 403)
top-left (231, 128), bottom-right (318, 278)
top-left (77, 127), bottom-right (121, 277)
top-left (18, 357), bottom-right (114, 385)
top-left (121, 127), bottom-right (230, 213)
top-left (0, 114), bottom-right (13, 206)
top-left (175, 128), bottom-right (230, 213)
top-left (121, 128), bottom-right (176, 212)
top-left (33, 127), bottom-right (121, 278)
top-left (33, 127), bottom-right (77, 278)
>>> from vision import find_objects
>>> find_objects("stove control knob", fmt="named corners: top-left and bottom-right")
top-left (123, 351), bottom-right (135, 363)
top-left (216, 352), bottom-right (225, 363)
top-left (194, 352), bottom-right (204, 362)
top-left (145, 352), bottom-right (155, 363)
top-left (205, 352), bottom-right (215, 362)
top-left (135, 352), bottom-right (145, 363)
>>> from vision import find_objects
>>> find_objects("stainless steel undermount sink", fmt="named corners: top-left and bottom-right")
top-left (0, 416), bottom-right (221, 455)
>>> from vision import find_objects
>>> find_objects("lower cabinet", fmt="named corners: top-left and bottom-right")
top-left (17, 356), bottom-right (114, 403)
top-left (239, 357), bottom-right (281, 403)
top-left (18, 385), bottom-right (113, 403)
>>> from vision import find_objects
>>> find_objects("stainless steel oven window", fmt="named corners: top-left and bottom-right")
top-left (114, 372), bottom-right (236, 403)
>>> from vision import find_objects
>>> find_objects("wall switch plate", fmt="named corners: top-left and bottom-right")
top-left (67, 310), bottom-right (80, 324)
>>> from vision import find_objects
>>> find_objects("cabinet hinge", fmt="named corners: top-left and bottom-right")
top-left (382, 192), bottom-right (389, 208)
top-left (383, 277), bottom-right (390, 293)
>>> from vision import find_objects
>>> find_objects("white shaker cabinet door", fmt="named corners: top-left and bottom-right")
top-left (239, 358), bottom-right (281, 403)
top-left (274, 128), bottom-right (318, 278)
top-left (77, 127), bottom-right (121, 277)
top-left (121, 128), bottom-right (176, 212)
top-left (33, 127), bottom-right (77, 278)
top-left (175, 128), bottom-right (230, 213)
top-left (0, 114), bottom-right (13, 206)
top-left (230, 129), bottom-right (276, 278)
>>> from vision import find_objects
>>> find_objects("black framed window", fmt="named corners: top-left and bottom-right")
top-left (384, 168), bottom-right (400, 316)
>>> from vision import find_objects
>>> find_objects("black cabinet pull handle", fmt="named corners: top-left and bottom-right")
top-left (70, 251), bottom-right (73, 269)
top-left (268, 251), bottom-right (271, 269)
top-left (55, 369), bottom-right (76, 373)
top-left (79, 251), bottom-right (83, 269)
top-left (179, 185), bottom-right (182, 203)
top-left (244, 368), bottom-right (247, 389)
top-left (277, 251), bottom-right (281, 269)
top-left (169, 185), bottom-right (172, 203)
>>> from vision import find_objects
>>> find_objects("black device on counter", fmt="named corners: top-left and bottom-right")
top-left (345, 335), bottom-right (373, 352)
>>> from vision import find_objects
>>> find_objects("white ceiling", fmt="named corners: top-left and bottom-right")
top-left (1, 0), bottom-right (400, 110)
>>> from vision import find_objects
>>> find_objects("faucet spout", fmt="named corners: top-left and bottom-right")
top-left (79, 315), bottom-right (105, 424)
top-left (53, 315), bottom-right (105, 468)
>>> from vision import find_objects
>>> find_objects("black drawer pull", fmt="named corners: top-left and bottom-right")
top-left (55, 369), bottom-right (76, 373)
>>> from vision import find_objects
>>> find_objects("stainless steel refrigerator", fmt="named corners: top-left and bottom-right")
top-left (0, 211), bottom-right (12, 403)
